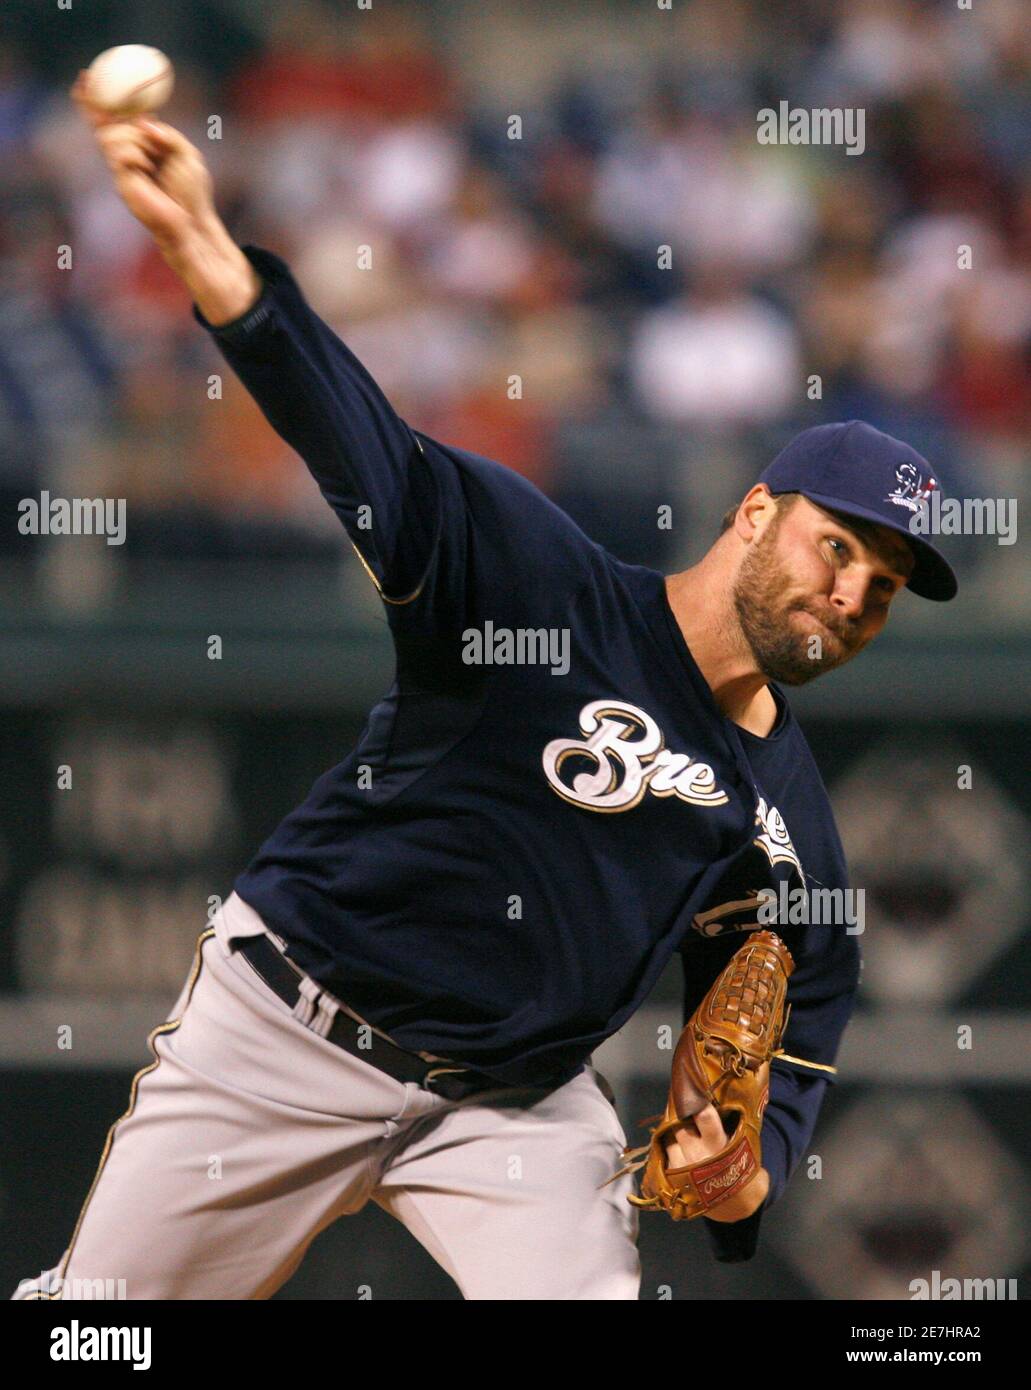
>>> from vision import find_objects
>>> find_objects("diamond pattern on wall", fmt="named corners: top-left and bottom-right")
top-left (773, 1092), bottom-right (1030, 1299)
top-left (831, 740), bottom-right (1029, 1005)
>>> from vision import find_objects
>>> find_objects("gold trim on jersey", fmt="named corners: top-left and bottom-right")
top-left (349, 541), bottom-right (427, 606)
top-left (54, 927), bottom-right (216, 1295)
top-left (348, 431), bottom-right (430, 606)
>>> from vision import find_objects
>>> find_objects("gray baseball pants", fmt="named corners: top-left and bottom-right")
top-left (12, 894), bottom-right (641, 1300)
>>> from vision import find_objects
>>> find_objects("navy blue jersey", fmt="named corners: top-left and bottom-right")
top-left (193, 246), bottom-right (861, 1259)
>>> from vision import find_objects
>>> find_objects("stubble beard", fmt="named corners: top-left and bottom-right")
top-left (732, 523), bottom-right (861, 686)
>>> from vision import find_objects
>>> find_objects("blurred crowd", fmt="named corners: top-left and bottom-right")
top-left (0, 0), bottom-right (1028, 606)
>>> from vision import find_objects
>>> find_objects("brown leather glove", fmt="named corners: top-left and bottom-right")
top-left (606, 930), bottom-right (794, 1221)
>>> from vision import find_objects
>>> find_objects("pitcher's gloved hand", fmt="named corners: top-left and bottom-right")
top-left (603, 930), bottom-right (794, 1222)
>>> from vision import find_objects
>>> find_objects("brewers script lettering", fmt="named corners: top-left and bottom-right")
top-left (541, 699), bottom-right (730, 812)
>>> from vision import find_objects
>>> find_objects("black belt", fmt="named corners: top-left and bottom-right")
top-left (236, 934), bottom-right (503, 1103)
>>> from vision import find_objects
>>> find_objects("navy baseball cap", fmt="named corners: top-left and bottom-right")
top-left (759, 421), bottom-right (958, 601)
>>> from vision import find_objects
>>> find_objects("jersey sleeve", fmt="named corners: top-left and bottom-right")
top-left (682, 922), bottom-right (861, 1263)
top-left (193, 244), bottom-right (599, 634)
top-left (193, 243), bottom-right (441, 604)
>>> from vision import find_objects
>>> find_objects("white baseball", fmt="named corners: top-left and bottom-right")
top-left (87, 45), bottom-right (175, 117)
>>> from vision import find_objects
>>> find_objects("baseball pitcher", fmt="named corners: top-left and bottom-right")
top-left (13, 77), bottom-right (957, 1300)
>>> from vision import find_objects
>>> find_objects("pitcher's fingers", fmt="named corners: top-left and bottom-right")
top-left (98, 134), bottom-right (159, 176)
top-left (137, 118), bottom-right (195, 156)
top-left (98, 133), bottom-right (154, 164)
top-left (669, 1116), bottom-right (700, 1153)
top-left (665, 1137), bottom-right (687, 1168)
top-left (69, 70), bottom-right (92, 103)
top-left (693, 1104), bottom-right (728, 1145)
top-left (669, 1124), bottom-right (694, 1154)
top-left (72, 96), bottom-right (112, 130)
top-left (95, 120), bottom-right (152, 149)
top-left (111, 151), bottom-right (159, 179)
top-left (96, 125), bottom-right (163, 170)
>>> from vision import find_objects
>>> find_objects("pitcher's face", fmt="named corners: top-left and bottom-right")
top-left (733, 496), bottom-right (915, 686)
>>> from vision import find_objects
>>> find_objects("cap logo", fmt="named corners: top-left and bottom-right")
top-left (886, 461), bottom-right (937, 513)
